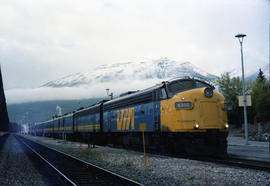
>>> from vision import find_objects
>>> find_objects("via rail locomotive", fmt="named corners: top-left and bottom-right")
top-left (30, 77), bottom-right (229, 155)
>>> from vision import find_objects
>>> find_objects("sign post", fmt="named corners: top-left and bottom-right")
top-left (238, 95), bottom-right (252, 107)
top-left (238, 95), bottom-right (252, 144)
top-left (139, 123), bottom-right (149, 166)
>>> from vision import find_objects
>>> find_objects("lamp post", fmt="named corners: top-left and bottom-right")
top-left (235, 33), bottom-right (249, 145)
top-left (106, 88), bottom-right (113, 100)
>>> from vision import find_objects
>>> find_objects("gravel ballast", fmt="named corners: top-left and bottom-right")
top-left (0, 134), bottom-right (65, 185)
top-left (22, 134), bottom-right (270, 186)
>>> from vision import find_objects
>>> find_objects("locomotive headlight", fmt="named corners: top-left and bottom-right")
top-left (225, 123), bottom-right (229, 129)
top-left (195, 124), bottom-right (199, 129)
top-left (175, 102), bottom-right (192, 109)
top-left (204, 87), bottom-right (213, 98)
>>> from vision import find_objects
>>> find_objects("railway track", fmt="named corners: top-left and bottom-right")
top-left (14, 134), bottom-right (270, 185)
top-left (149, 152), bottom-right (270, 172)
top-left (15, 135), bottom-right (143, 186)
top-left (121, 143), bottom-right (270, 172)
top-left (1, 134), bottom-right (69, 185)
top-left (206, 156), bottom-right (270, 172)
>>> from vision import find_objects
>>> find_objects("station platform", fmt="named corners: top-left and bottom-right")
top-left (227, 136), bottom-right (270, 162)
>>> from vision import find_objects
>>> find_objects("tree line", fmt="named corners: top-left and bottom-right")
top-left (216, 69), bottom-right (270, 127)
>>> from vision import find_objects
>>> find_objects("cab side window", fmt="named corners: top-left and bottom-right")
top-left (160, 88), bottom-right (167, 99)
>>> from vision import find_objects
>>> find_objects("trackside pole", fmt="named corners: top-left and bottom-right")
top-left (63, 133), bottom-right (67, 144)
top-left (140, 123), bottom-right (149, 166)
top-left (142, 131), bottom-right (147, 165)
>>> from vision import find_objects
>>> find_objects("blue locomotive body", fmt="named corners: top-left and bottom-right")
top-left (103, 101), bottom-right (160, 133)
top-left (74, 105), bottom-right (100, 133)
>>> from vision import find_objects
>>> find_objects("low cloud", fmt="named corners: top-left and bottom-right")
top-left (6, 79), bottom-right (161, 104)
top-left (1, 0), bottom-right (269, 90)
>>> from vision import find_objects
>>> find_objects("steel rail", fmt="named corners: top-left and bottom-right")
top-left (16, 135), bottom-right (143, 186)
top-left (16, 135), bottom-right (77, 185)
top-left (147, 152), bottom-right (270, 172)
top-left (211, 156), bottom-right (270, 172)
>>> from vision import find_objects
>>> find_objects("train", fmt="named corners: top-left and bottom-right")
top-left (29, 77), bottom-right (229, 155)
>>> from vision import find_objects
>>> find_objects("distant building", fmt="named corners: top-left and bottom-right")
top-left (0, 65), bottom-right (9, 131)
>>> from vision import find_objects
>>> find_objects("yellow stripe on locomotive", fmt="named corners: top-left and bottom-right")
top-left (116, 107), bottom-right (135, 130)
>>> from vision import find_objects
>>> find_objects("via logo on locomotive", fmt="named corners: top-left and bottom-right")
top-left (117, 107), bottom-right (135, 130)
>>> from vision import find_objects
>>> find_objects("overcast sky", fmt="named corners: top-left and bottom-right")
top-left (0, 0), bottom-right (269, 90)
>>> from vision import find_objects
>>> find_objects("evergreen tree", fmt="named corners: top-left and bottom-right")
top-left (256, 68), bottom-right (266, 83)
top-left (251, 69), bottom-right (270, 122)
top-left (217, 70), bottom-right (270, 126)
top-left (216, 73), bottom-right (242, 126)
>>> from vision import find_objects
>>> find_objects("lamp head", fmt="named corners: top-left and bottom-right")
top-left (235, 33), bottom-right (246, 38)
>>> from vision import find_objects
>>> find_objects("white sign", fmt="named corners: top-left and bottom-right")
top-left (238, 95), bottom-right (252, 107)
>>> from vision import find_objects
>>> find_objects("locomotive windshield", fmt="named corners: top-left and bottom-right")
top-left (167, 79), bottom-right (213, 97)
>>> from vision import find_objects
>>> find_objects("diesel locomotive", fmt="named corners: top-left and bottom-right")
top-left (30, 77), bottom-right (229, 155)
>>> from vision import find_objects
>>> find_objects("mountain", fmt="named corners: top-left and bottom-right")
top-left (8, 59), bottom-right (268, 126)
top-left (42, 58), bottom-right (218, 88)
top-left (7, 59), bottom-right (220, 125)
top-left (7, 98), bottom-right (102, 125)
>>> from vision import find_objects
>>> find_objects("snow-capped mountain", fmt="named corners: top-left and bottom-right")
top-left (42, 58), bottom-right (218, 88)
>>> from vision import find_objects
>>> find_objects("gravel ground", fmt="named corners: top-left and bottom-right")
top-left (22, 134), bottom-right (270, 186)
top-left (0, 134), bottom-right (64, 186)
